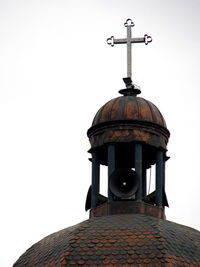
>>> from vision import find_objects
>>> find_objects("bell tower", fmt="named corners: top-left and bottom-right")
top-left (86, 19), bottom-right (170, 217)
top-left (13, 19), bottom-right (200, 267)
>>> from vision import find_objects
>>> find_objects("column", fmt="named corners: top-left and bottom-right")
top-left (91, 151), bottom-right (100, 208)
top-left (142, 166), bottom-right (147, 197)
top-left (108, 144), bottom-right (115, 200)
top-left (163, 157), bottom-right (166, 192)
top-left (135, 143), bottom-right (142, 200)
top-left (155, 150), bottom-right (164, 206)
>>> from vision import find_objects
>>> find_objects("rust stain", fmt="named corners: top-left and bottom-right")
top-left (124, 98), bottom-right (138, 120)
top-left (138, 98), bottom-right (153, 121)
top-left (133, 129), bottom-right (150, 142)
top-left (110, 102), bottom-right (120, 120)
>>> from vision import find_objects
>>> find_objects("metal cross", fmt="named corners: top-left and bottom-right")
top-left (107, 19), bottom-right (152, 82)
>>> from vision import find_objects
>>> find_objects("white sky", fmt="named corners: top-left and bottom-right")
top-left (0, 1), bottom-right (200, 266)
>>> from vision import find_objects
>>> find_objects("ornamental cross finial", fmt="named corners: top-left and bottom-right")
top-left (107, 19), bottom-right (152, 88)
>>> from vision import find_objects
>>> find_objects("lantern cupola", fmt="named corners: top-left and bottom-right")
top-left (86, 19), bottom-right (170, 218)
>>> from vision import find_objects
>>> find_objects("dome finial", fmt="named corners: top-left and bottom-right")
top-left (107, 19), bottom-right (152, 95)
top-left (119, 77), bottom-right (141, 96)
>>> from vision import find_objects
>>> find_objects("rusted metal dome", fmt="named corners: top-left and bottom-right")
top-left (87, 95), bottom-right (170, 152)
top-left (13, 208), bottom-right (200, 266)
top-left (92, 96), bottom-right (167, 127)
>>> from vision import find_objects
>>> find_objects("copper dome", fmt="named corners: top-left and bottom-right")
top-left (13, 212), bottom-right (200, 266)
top-left (87, 95), bottom-right (170, 155)
top-left (92, 96), bottom-right (167, 128)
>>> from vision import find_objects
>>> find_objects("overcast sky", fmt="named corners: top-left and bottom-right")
top-left (0, 1), bottom-right (200, 266)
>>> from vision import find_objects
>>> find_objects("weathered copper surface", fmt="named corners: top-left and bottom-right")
top-left (88, 95), bottom-right (170, 151)
top-left (13, 213), bottom-right (200, 266)
top-left (92, 96), bottom-right (166, 127)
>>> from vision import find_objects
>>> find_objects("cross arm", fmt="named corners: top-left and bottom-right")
top-left (107, 34), bottom-right (152, 46)
top-left (132, 35), bottom-right (152, 44)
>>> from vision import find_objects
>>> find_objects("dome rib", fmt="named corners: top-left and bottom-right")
top-left (135, 96), bottom-right (140, 120)
top-left (110, 97), bottom-right (121, 121)
top-left (152, 102), bottom-right (166, 128)
top-left (142, 97), bottom-right (154, 122)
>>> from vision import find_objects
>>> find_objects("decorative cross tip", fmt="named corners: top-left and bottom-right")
top-left (124, 18), bottom-right (134, 27)
top-left (107, 36), bottom-right (114, 47)
top-left (144, 34), bottom-right (152, 45)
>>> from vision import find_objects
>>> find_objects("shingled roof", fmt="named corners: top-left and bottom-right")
top-left (13, 213), bottom-right (200, 266)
